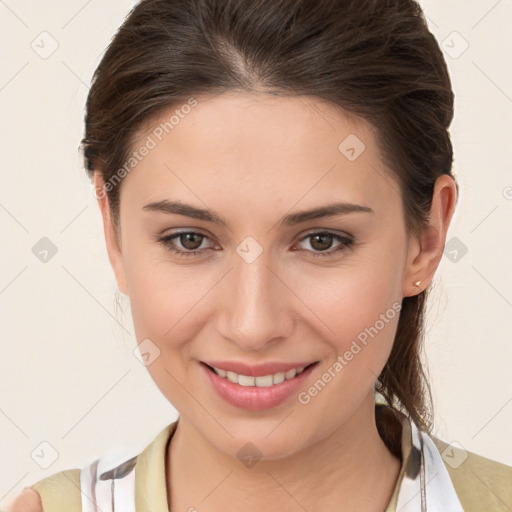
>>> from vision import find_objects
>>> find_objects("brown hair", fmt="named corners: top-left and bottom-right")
top-left (82, 0), bottom-right (458, 433)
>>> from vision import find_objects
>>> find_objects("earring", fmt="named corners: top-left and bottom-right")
top-left (414, 280), bottom-right (422, 287)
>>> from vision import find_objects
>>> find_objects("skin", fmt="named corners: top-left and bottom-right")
top-left (6, 91), bottom-right (456, 511)
top-left (0, 488), bottom-right (42, 511)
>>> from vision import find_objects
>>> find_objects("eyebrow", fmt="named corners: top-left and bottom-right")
top-left (142, 199), bottom-right (374, 227)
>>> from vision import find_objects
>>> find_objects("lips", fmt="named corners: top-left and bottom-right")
top-left (200, 360), bottom-right (319, 410)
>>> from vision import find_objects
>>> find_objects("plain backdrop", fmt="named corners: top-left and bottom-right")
top-left (1, 0), bottom-right (511, 500)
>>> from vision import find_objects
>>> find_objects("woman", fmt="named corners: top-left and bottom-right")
top-left (4, 0), bottom-right (511, 510)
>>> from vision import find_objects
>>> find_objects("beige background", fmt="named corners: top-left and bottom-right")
top-left (1, 0), bottom-right (511, 500)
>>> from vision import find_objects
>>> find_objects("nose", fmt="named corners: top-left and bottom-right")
top-left (217, 247), bottom-right (295, 352)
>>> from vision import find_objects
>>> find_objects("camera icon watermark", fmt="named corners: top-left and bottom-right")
top-left (237, 441), bottom-right (263, 468)
top-left (31, 31), bottom-right (59, 60)
top-left (441, 441), bottom-right (469, 469)
top-left (133, 338), bottom-right (161, 366)
top-left (441, 31), bottom-right (469, 60)
top-left (31, 441), bottom-right (59, 469)
top-left (338, 134), bottom-right (366, 162)
top-left (444, 236), bottom-right (468, 263)
top-left (236, 236), bottom-right (263, 264)
top-left (32, 237), bottom-right (58, 263)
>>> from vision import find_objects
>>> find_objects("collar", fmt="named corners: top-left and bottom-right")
top-left (385, 408), bottom-right (465, 511)
top-left (80, 408), bottom-right (465, 511)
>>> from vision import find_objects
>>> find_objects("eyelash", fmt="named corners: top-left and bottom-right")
top-left (155, 230), bottom-right (355, 259)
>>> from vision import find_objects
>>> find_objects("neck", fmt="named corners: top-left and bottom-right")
top-left (166, 393), bottom-right (401, 511)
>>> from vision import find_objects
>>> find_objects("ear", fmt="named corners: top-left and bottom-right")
top-left (402, 174), bottom-right (458, 297)
top-left (92, 172), bottom-right (129, 295)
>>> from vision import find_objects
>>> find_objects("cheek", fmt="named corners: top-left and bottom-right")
top-left (292, 277), bottom-right (402, 425)
top-left (300, 272), bottom-right (401, 375)
top-left (296, 235), bottom-right (406, 385)
top-left (127, 260), bottom-right (213, 343)
top-left (125, 258), bottom-right (213, 409)
top-left (306, 265), bottom-right (402, 344)
top-left (121, 224), bottom-right (212, 336)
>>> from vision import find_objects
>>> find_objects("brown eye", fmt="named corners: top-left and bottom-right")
top-left (179, 232), bottom-right (204, 250)
top-left (309, 233), bottom-right (335, 251)
top-left (156, 231), bottom-right (213, 257)
top-left (297, 231), bottom-right (354, 258)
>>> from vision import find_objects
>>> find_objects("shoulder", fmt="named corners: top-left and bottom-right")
top-left (30, 469), bottom-right (82, 511)
top-left (432, 437), bottom-right (512, 512)
top-left (26, 421), bottom-right (178, 511)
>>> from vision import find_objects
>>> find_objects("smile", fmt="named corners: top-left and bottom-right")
top-left (201, 361), bottom-right (319, 410)
top-left (209, 364), bottom-right (307, 387)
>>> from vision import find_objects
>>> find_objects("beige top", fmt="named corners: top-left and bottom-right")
top-left (30, 417), bottom-right (512, 511)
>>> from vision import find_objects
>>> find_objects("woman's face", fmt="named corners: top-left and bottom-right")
top-left (100, 91), bottom-right (419, 459)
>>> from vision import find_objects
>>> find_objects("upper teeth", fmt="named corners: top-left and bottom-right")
top-left (212, 366), bottom-right (306, 387)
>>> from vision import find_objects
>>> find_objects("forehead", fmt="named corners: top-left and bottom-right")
top-left (120, 91), bottom-right (398, 216)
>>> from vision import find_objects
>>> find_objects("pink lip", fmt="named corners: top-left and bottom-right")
top-left (201, 360), bottom-right (316, 377)
top-left (200, 361), bottom-right (318, 410)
